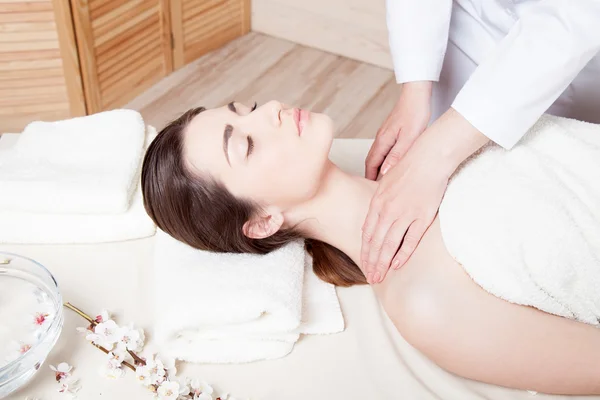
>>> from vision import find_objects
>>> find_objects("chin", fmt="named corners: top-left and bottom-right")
top-left (308, 114), bottom-right (334, 175)
top-left (309, 112), bottom-right (334, 146)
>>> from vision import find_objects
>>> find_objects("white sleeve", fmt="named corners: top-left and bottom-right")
top-left (386, 0), bottom-right (453, 83)
top-left (451, 0), bottom-right (600, 149)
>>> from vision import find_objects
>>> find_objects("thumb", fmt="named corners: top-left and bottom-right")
top-left (380, 142), bottom-right (406, 176)
top-left (380, 128), bottom-right (421, 175)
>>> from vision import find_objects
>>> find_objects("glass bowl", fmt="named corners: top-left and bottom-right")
top-left (0, 252), bottom-right (63, 399)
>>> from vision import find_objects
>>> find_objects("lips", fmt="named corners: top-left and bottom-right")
top-left (293, 108), bottom-right (310, 136)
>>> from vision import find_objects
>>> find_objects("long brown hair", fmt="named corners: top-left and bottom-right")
top-left (141, 107), bottom-right (366, 287)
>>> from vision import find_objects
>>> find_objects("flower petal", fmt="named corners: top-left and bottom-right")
top-left (57, 362), bottom-right (72, 373)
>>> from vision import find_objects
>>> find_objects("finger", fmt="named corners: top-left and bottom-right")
top-left (361, 196), bottom-right (383, 280)
top-left (366, 211), bottom-right (396, 284)
top-left (380, 130), bottom-right (416, 176)
top-left (365, 128), bottom-right (397, 180)
top-left (374, 219), bottom-right (410, 283)
top-left (391, 219), bottom-right (428, 270)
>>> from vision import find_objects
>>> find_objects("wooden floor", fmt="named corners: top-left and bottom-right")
top-left (125, 32), bottom-right (398, 138)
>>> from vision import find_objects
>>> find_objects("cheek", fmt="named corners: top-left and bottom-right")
top-left (256, 145), bottom-right (319, 205)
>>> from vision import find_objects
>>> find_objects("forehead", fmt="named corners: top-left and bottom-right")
top-left (183, 106), bottom-right (229, 174)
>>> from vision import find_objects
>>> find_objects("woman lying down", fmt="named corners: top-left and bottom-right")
top-left (141, 101), bottom-right (600, 395)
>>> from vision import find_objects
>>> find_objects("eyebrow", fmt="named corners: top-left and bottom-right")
top-left (223, 124), bottom-right (233, 166)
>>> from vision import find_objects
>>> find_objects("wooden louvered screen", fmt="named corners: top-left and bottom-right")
top-left (0, 0), bottom-right (85, 133)
top-left (0, 0), bottom-right (250, 131)
top-left (70, 0), bottom-right (173, 114)
top-left (171, 0), bottom-right (250, 69)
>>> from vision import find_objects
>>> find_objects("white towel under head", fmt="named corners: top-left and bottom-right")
top-left (0, 109), bottom-right (146, 215)
top-left (152, 229), bottom-right (344, 363)
top-left (0, 127), bottom-right (157, 244)
top-left (439, 114), bottom-right (600, 325)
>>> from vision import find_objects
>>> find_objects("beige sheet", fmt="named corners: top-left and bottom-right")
top-left (2, 136), bottom-right (596, 400)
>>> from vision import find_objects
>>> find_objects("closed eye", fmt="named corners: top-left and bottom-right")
top-left (246, 136), bottom-right (254, 158)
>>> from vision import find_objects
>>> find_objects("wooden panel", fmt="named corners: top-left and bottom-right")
top-left (171, 0), bottom-right (250, 69)
top-left (251, 0), bottom-right (393, 70)
top-left (70, 0), bottom-right (172, 113)
top-left (52, 0), bottom-right (85, 116)
top-left (0, 0), bottom-right (76, 133)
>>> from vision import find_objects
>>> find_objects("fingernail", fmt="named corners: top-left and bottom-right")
top-left (367, 273), bottom-right (373, 283)
top-left (381, 165), bottom-right (389, 175)
top-left (393, 260), bottom-right (400, 269)
top-left (373, 272), bottom-right (381, 283)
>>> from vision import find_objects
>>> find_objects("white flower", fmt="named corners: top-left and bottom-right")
top-left (75, 326), bottom-right (90, 334)
top-left (33, 311), bottom-right (52, 326)
top-left (95, 309), bottom-right (110, 324)
top-left (116, 324), bottom-right (145, 352)
top-left (9, 340), bottom-right (33, 355)
top-left (144, 356), bottom-right (166, 385)
top-left (188, 379), bottom-right (213, 400)
top-left (107, 349), bottom-right (128, 369)
top-left (135, 365), bottom-right (153, 386)
top-left (157, 380), bottom-right (181, 400)
top-left (58, 376), bottom-right (80, 397)
top-left (217, 394), bottom-right (238, 400)
top-left (86, 320), bottom-right (120, 350)
top-left (157, 354), bottom-right (177, 377)
top-left (176, 378), bottom-right (190, 398)
top-left (50, 362), bottom-right (72, 382)
top-left (101, 363), bottom-right (125, 379)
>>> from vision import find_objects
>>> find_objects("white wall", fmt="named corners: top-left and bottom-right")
top-left (251, 0), bottom-right (394, 70)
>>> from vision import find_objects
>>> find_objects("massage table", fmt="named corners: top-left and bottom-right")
top-left (1, 134), bottom-right (594, 400)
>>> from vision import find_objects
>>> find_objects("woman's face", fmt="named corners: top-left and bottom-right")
top-left (183, 100), bottom-right (334, 210)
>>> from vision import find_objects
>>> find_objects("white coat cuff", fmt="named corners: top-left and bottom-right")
top-left (451, 94), bottom-right (526, 150)
top-left (392, 55), bottom-right (443, 84)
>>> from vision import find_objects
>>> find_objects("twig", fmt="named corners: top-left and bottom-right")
top-left (64, 302), bottom-right (94, 325)
top-left (93, 343), bottom-right (136, 371)
top-left (128, 349), bottom-right (146, 366)
top-left (63, 302), bottom-right (136, 371)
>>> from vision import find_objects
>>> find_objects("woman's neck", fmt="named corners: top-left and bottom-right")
top-left (285, 161), bottom-right (377, 266)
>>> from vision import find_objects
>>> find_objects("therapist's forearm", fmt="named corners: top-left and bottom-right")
top-left (386, 0), bottom-right (452, 83)
top-left (418, 107), bottom-right (490, 177)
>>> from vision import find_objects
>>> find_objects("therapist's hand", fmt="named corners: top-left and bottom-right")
top-left (361, 108), bottom-right (490, 284)
top-left (365, 81), bottom-right (432, 181)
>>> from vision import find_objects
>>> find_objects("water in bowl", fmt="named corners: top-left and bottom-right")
top-left (0, 256), bottom-right (63, 398)
top-left (0, 272), bottom-right (56, 364)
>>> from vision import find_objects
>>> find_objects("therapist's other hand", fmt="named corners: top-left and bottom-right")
top-left (365, 81), bottom-right (432, 181)
top-left (361, 108), bottom-right (490, 284)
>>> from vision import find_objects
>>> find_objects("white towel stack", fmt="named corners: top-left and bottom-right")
top-left (152, 229), bottom-right (345, 363)
top-left (439, 114), bottom-right (600, 325)
top-left (0, 110), bottom-right (157, 244)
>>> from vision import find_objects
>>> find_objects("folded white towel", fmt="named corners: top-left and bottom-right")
top-left (152, 229), bottom-right (344, 363)
top-left (439, 115), bottom-right (600, 325)
top-left (0, 127), bottom-right (157, 244)
top-left (0, 109), bottom-right (146, 215)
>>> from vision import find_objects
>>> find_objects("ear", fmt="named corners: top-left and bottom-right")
top-left (242, 208), bottom-right (284, 239)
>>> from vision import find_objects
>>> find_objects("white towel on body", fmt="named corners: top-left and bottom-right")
top-left (439, 114), bottom-right (600, 325)
top-left (0, 109), bottom-right (146, 214)
top-left (152, 229), bottom-right (345, 363)
top-left (0, 127), bottom-right (157, 244)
